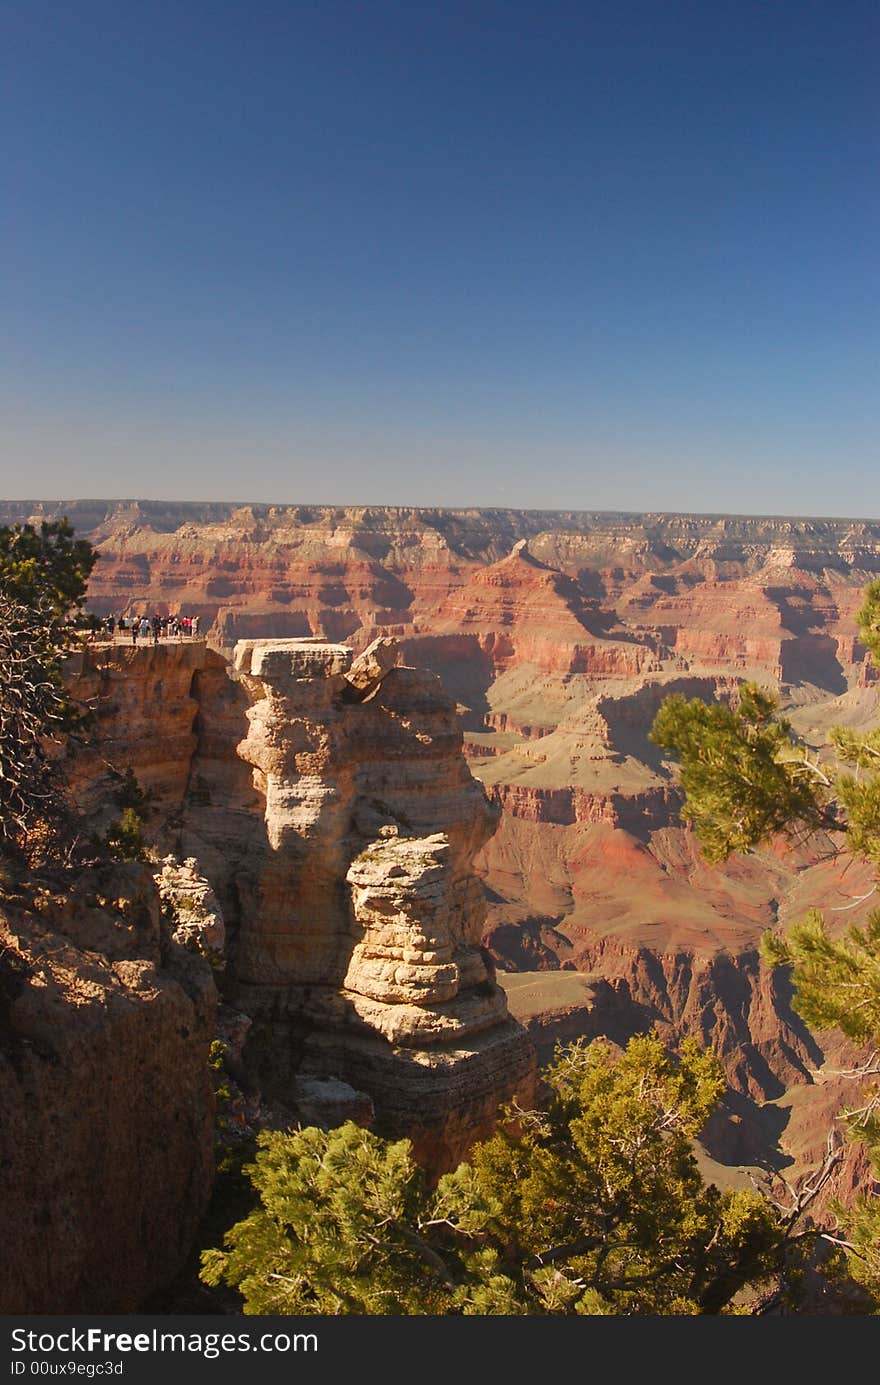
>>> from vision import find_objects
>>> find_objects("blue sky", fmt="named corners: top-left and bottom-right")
top-left (2, 0), bottom-right (878, 515)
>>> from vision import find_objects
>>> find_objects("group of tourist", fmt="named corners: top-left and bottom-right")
top-left (101, 612), bottom-right (202, 644)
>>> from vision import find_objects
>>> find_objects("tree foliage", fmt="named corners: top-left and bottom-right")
top-left (0, 594), bottom-right (73, 855)
top-left (650, 580), bottom-right (880, 1302)
top-left (201, 1034), bottom-right (805, 1315)
top-left (856, 578), bottom-right (880, 663)
top-left (0, 517), bottom-right (97, 616)
top-left (649, 682), bottom-right (838, 862)
top-left (91, 807), bottom-right (149, 863)
top-left (759, 906), bottom-right (880, 1302)
top-left (0, 519), bottom-right (97, 862)
top-left (761, 909), bottom-right (880, 1045)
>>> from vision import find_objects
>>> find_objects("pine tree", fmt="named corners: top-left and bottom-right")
top-left (0, 517), bottom-right (97, 615)
top-left (0, 593), bottom-right (75, 860)
top-left (650, 577), bottom-right (880, 1299)
top-left (0, 521), bottom-right (97, 863)
top-left (201, 1034), bottom-right (814, 1315)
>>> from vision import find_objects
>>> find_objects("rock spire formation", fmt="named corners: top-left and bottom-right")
top-left (230, 636), bottom-right (537, 1170)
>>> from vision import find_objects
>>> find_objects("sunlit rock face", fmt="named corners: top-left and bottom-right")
top-left (228, 636), bottom-right (536, 1172)
top-left (62, 640), bottom-right (205, 822)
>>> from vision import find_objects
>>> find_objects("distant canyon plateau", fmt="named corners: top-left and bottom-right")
top-left (2, 498), bottom-right (879, 1310)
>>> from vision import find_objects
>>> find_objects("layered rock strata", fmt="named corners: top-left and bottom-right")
top-left (228, 636), bottom-right (536, 1168)
top-left (50, 572), bottom-right (877, 1200)
top-left (5, 502), bottom-right (877, 691)
top-left (56, 635), bottom-right (537, 1174)
top-left (62, 640), bottom-right (206, 825)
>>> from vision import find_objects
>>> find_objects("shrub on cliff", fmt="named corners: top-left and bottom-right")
top-left (91, 807), bottom-right (149, 863)
top-left (650, 577), bottom-right (880, 1299)
top-left (200, 1032), bottom-right (821, 1315)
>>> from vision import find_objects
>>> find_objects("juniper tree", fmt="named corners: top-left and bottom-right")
top-left (0, 519), bottom-right (97, 863)
top-left (650, 577), bottom-right (880, 1298)
top-left (201, 1033), bottom-right (812, 1315)
top-left (0, 594), bottom-right (75, 859)
top-left (648, 681), bottom-right (842, 863)
top-left (649, 579), bottom-right (880, 867)
top-left (0, 517), bottom-right (96, 616)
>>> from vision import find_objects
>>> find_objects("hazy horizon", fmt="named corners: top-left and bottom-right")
top-left (3, 494), bottom-right (880, 527)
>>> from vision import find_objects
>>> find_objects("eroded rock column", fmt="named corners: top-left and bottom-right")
top-left (230, 636), bottom-right (536, 1172)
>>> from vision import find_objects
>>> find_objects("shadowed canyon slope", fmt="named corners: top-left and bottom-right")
top-left (0, 861), bottom-right (216, 1313)
top-left (6, 499), bottom-right (880, 1197)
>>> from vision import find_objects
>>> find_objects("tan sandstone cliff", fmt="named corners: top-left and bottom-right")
top-left (223, 637), bottom-right (537, 1172)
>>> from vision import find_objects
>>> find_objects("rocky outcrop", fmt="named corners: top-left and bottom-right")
top-left (344, 833), bottom-right (501, 1024)
top-left (0, 627), bottom-right (539, 1317)
top-left (0, 864), bottom-right (216, 1314)
top-left (227, 636), bottom-right (536, 1171)
top-left (54, 635), bottom-right (537, 1176)
top-left (565, 932), bottom-right (822, 1102)
top-left (485, 782), bottom-right (680, 830)
top-left (154, 855), bottom-right (226, 958)
top-left (228, 638), bottom-right (499, 998)
top-left (62, 640), bottom-right (207, 826)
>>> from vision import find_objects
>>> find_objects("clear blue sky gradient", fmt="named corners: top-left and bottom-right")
top-left (2, 1), bottom-right (878, 515)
